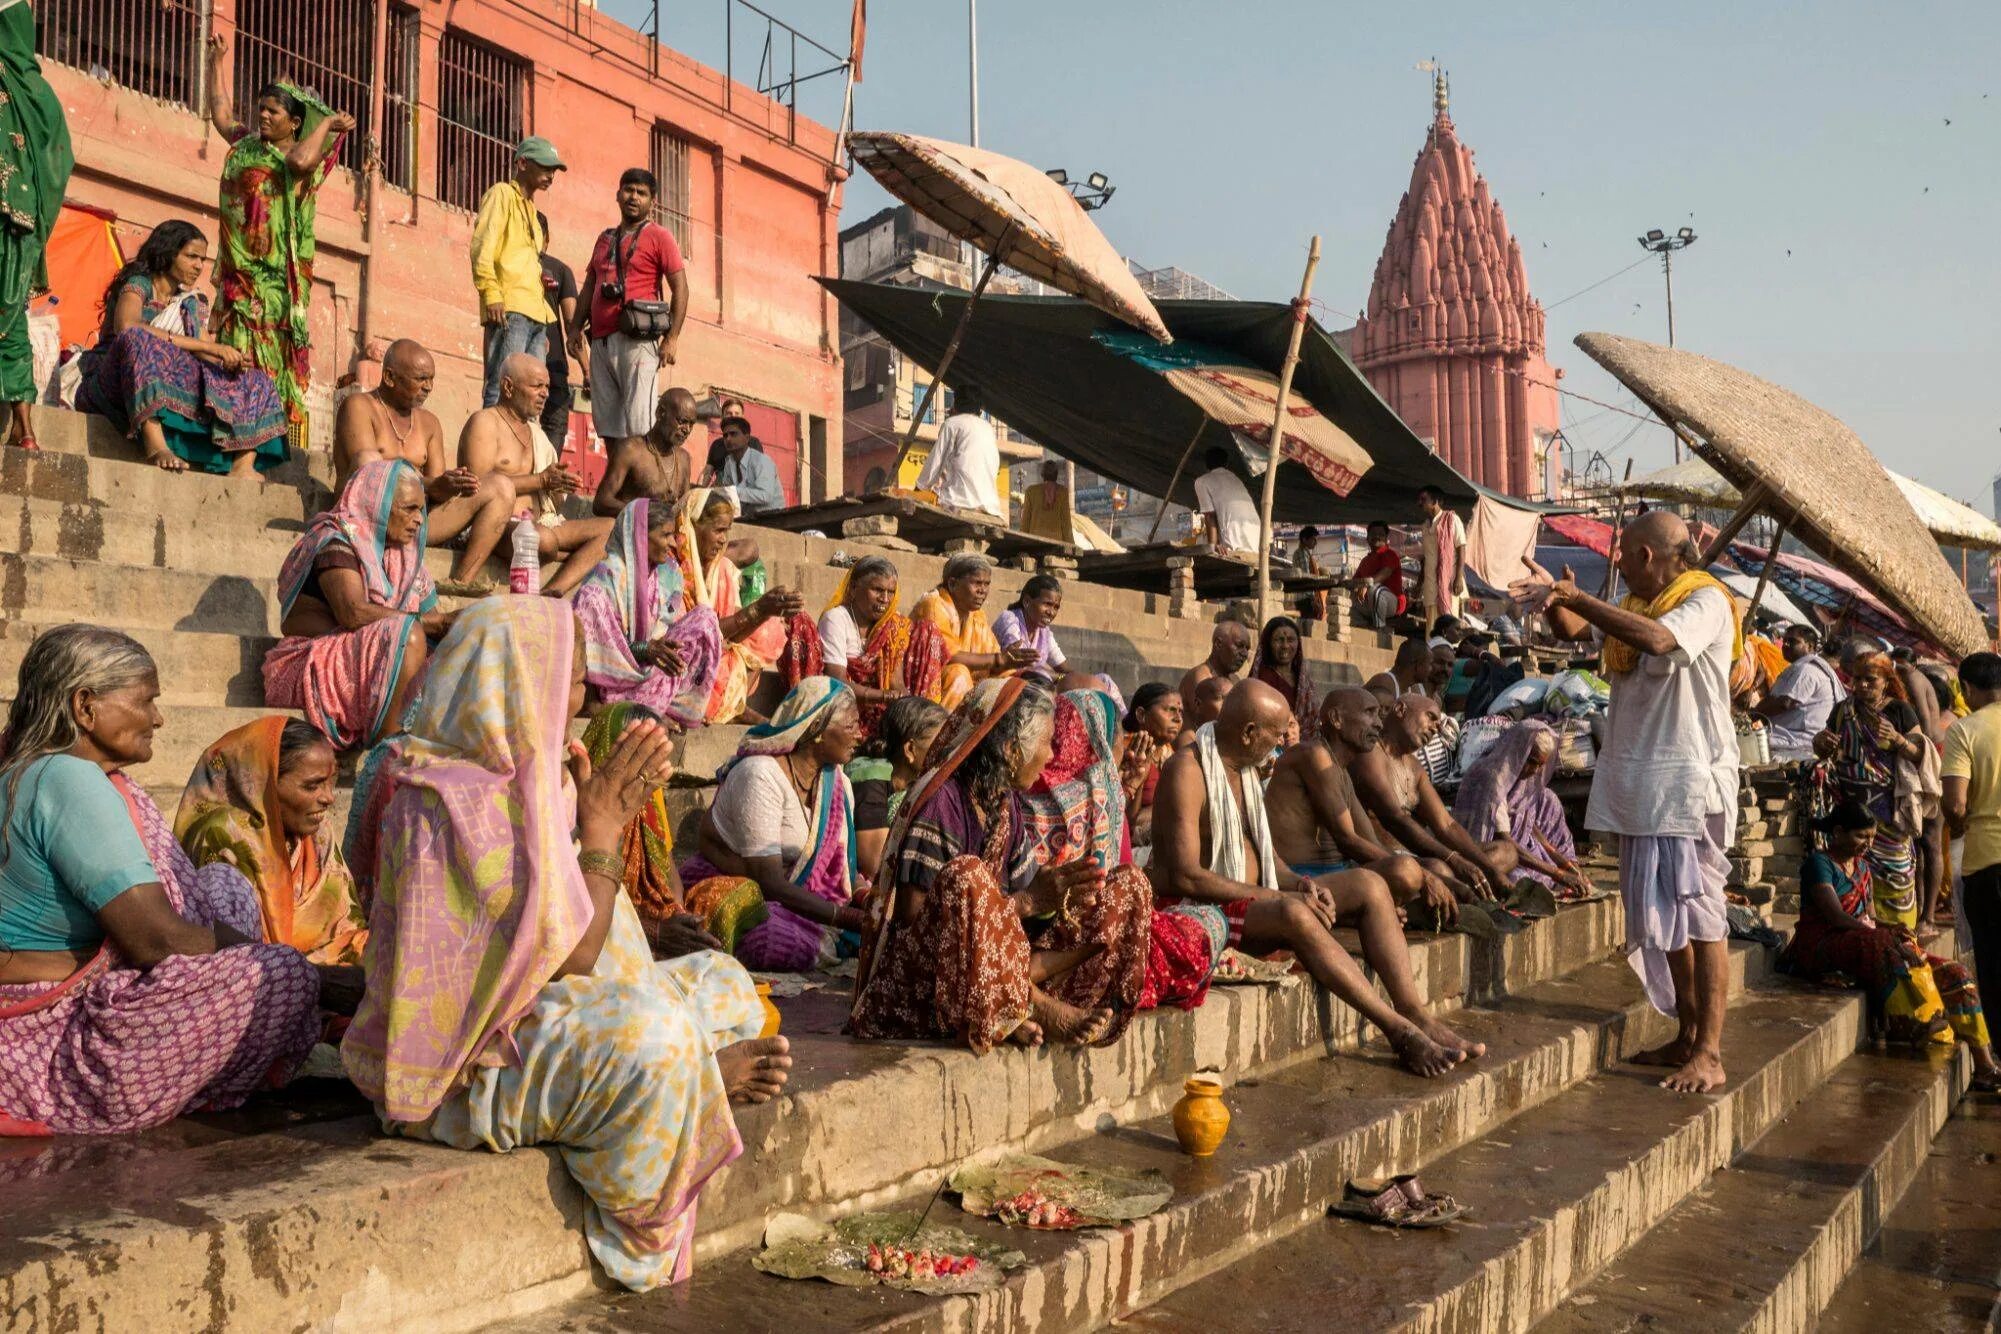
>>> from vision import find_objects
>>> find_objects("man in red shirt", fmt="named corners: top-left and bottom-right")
top-left (571, 168), bottom-right (689, 464)
top-left (1350, 521), bottom-right (1407, 628)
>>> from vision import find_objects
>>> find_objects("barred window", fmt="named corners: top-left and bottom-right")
top-left (35, 0), bottom-right (203, 108)
top-left (649, 123), bottom-right (694, 256)
top-left (437, 30), bottom-right (526, 213)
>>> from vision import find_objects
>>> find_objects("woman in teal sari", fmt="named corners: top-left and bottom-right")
top-left (205, 35), bottom-right (353, 431)
top-left (0, 0), bottom-right (73, 452)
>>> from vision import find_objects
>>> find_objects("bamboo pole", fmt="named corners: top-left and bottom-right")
top-left (1256, 236), bottom-right (1322, 627)
top-left (1698, 480), bottom-right (1774, 568)
top-left (1146, 417), bottom-right (1208, 545)
top-left (1746, 515), bottom-right (1789, 624)
top-left (1599, 458), bottom-right (1636, 599)
top-left (890, 220), bottom-right (1018, 477)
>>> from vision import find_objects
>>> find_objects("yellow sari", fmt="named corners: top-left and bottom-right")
top-left (678, 488), bottom-right (784, 723)
top-left (911, 586), bottom-right (1000, 710)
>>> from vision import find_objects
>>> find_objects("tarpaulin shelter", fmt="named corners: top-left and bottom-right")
top-left (1724, 542), bottom-right (1927, 653)
top-left (824, 280), bottom-right (1551, 526)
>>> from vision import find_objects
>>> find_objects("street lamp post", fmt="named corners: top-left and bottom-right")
top-left (1637, 225), bottom-right (1696, 458)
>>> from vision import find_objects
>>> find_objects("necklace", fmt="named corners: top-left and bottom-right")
top-left (497, 404), bottom-right (533, 454)
top-left (785, 753), bottom-right (818, 809)
top-left (376, 395), bottom-right (416, 447)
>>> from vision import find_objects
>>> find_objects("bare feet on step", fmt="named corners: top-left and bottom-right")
top-left (720, 1035), bottom-right (791, 1105)
top-left (1631, 1036), bottom-right (1694, 1069)
top-left (1660, 1048), bottom-right (1725, 1094)
top-left (1030, 990), bottom-right (1115, 1045)
top-left (1003, 1018), bottom-right (1045, 1047)
top-left (1416, 1014), bottom-right (1485, 1061)
top-left (1388, 1022), bottom-right (1464, 1078)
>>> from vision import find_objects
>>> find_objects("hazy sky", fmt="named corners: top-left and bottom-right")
top-left (639, 1), bottom-right (2001, 510)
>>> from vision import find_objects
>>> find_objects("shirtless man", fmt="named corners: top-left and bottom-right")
top-left (331, 339), bottom-right (516, 594)
top-left (1179, 616), bottom-right (1253, 716)
top-left (1175, 674), bottom-right (1231, 749)
top-left (1266, 687), bottom-right (1461, 925)
top-left (1350, 693), bottom-right (1517, 900)
top-left (1364, 637), bottom-right (1433, 701)
top-left (592, 386), bottom-right (696, 517)
top-left (1152, 680), bottom-right (1482, 1077)
top-left (457, 353), bottom-right (613, 596)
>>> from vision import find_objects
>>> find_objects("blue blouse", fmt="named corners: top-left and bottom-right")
top-left (0, 756), bottom-right (158, 952)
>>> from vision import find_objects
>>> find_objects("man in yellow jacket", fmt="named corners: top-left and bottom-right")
top-left (472, 137), bottom-right (564, 407)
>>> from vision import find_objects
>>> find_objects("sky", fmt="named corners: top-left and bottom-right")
top-left (631, 0), bottom-right (2001, 511)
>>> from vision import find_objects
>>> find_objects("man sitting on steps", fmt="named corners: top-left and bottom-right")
top-left (1266, 687), bottom-right (1463, 927)
top-left (592, 385), bottom-right (695, 517)
top-left (1150, 679), bottom-right (1483, 1078)
top-left (1350, 692), bottom-right (1518, 907)
top-left (1178, 614), bottom-right (1253, 717)
top-left (457, 352), bottom-right (612, 597)
top-left (331, 339), bottom-right (517, 596)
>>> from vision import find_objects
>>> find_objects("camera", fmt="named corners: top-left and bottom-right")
top-left (600, 279), bottom-right (624, 302)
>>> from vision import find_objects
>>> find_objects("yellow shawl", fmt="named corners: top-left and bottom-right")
top-left (1602, 569), bottom-right (1743, 676)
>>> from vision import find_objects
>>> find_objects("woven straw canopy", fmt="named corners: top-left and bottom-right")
top-left (1576, 333), bottom-right (1989, 657)
top-left (848, 132), bottom-right (1171, 343)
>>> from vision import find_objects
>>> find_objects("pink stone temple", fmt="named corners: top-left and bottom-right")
top-left (1349, 74), bottom-right (1561, 497)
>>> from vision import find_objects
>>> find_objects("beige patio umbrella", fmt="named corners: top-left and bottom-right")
top-left (847, 132), bottom-right (1171, 466)
top-left (1576, 333), bottom-right (1989, 657)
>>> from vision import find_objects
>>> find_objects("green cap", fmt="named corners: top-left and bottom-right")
top-left (514, 136), bottom-right (567, 170)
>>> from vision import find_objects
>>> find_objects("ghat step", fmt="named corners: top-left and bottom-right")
top-left (0, 899), bottom-right (1622, 1334)
top-left (479, 944), bottom-right (1794, 1334)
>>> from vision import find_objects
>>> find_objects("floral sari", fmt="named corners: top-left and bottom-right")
top-left (341, 599), bottom-right (761, 1291)
top-left (1810, 698), bottom-right (1922, 928)
top-left (678, 488), bottom-right (784, 723)
top-left (263, 459), bottom-right (436, 750)
top-left (581, 704), bottom-right (683, 929)
top-left (911, 586), bottom-right (1000, 711)
top-left (174, 716), bottom-right (365, 964)
top-left (680, 678), bottom-right (860, 971)
top-left (780, 569), bottom-right (950, 738)
top-left (850, 678), bottom-right (1149, 1051)
top-left (214, 82), bottom-right (344, 428)
top-left (574, 498), bottom-right (724, 728)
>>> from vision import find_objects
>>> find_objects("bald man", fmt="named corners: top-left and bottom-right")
top-left (332, 339), bottom-right (515, 595)
top-left (1175, 673), bottom-right (1232, 749)
top-left (1351, 692), bottom-right (1518, 900)
top-left (1365, 637), bottom-right (1434, 701)
top-left (1151, 679), bottom-right (1483, 1077)
top-left (592, 385), bottom-right (696, 517)
top-left (1516, 509), bottom-right (1738, 1094)
top-left (458, 353), bottom-right (612, 596)
top-left (1179, 617), bottom-right (1253, 717)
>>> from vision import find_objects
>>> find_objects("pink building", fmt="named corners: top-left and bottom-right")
top-left (1348, 74), bottom-right (1560, 498)
top-left (34, 0), bottom-right (846, 500)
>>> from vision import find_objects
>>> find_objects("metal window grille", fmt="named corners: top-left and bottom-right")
top-left (232, 0), bottom-right (379, 178)
top-left (34, 0), bottom-right (204, 109)
top-left (378, 7), bottom-right (419, 193)
top-left (648, 123), bottom-right (694, 256)
top-left (436, 30), bottom-right (525, 213)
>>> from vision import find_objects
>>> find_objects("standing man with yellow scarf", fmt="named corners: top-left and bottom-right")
top-left (1516, 510), bottom-right (1742, 1094)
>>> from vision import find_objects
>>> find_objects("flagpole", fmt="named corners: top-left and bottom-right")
top-left (1257, 236), bottom-right (1322, 628)
top-left (968, 0), bottom-right (980, 146)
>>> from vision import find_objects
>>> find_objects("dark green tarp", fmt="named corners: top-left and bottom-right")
top-left (824, 279), bottom-right (1562, 525)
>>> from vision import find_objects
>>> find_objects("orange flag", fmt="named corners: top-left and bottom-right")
top-left (849, 0), bottom-right (867, 82)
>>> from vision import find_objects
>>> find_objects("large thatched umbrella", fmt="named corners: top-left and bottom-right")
top-left (1575, 333), bottom-right (1988, 657)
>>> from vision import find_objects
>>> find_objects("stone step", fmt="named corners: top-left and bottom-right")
top-left (2, 434), bottom-right (322, 529)
top-left (0, 897), bottom-right (1626, 1334)
top-left (0, 618), bottom-right (276, 706)
top-left (1118, 981), bottom-right (1863, 1334)
top-left (1814, 1091), bottom-right (2001, 1331)
top-left (24, 400), bottom-right (313, 487)
top-left (0, 551), bottom-right (281, 636)
top-left (483, 944), bottom-right (1792, 1334)
top-left (1536, 1046), bottom-right (1964, 1332)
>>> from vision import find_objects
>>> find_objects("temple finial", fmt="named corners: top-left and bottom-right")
top-left (1434, 64), bottom-right (1449, 118)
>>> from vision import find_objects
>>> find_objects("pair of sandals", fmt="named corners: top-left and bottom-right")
top-left (1331, 1175), bottom-right (1466, 1229)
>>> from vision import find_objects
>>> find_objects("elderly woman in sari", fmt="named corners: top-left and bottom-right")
top-left (340, 598), bottom-right (792, 1291)
top-left (0, 625), bottom-right (322, 1135)
top-left (174, 717), bottom-right (364, 965)
top-left (849, 677), bottom-right (1150, 1050)
top-left (1810, 653), bottom-right (1930, 930)
top-left (677, 488), bottom-right (803, 724)
top-left (1782, 802), bottom-right (2001, 1090)
top-left (264, 460), bottom-right (452, 750)
top-left (73, 218), bottom-right (288, 476)
top-left (574, 498), bottom-right (724, 727)
top-left (678, 678), bottom-right (868, 971)
top-left (781, 555), bottom-right (949, 737)
top-left (1250, 615), bottom-right (1316, 734)
top-left (912, 553), bottom-right (1038, 711)
top-left (1450, 719), bottom-right (1593, 899)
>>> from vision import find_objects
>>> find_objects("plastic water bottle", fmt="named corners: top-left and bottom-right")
top-left (509, 516), bottom-right (541, 594)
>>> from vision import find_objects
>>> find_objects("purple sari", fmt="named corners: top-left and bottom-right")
top-left (1450, 719), bottom-right (1575, 886)
top-left (574, 499), bottom-right (724, 728)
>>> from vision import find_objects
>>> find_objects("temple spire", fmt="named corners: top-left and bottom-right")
top-left (1433, 65), bottom-right (1449, 119)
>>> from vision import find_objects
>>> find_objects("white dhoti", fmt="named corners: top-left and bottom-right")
top-left (1617, 809), bottom-right (1731, 1015)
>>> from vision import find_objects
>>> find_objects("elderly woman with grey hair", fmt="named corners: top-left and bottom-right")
top-left (781, 554), bottom-right (952, 738)
top-left (909, 552), bottom-right (1038, 710)
top-left (0, 625), bottom-right (324, 1134)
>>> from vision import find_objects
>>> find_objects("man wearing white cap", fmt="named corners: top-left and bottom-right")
top-left (472, 136), bottom-right (565, 407)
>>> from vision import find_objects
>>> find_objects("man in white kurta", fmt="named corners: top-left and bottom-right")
top-left (915, 384), bottom-right (1003, 520)
top-left (1516, 510), bottom-right (1739, 1094)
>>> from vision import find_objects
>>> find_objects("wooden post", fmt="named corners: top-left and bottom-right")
top-left (1698, 480), bottom-right (1774, 568)
top-left (1146, 418), bottom-right (1208, 545)
top-left (1746, 514), bottom-right (1790, 622)
top-left (891, 221), bottom-right (1018, 476)
top-left (1599, 458), bottom-right (1637, 599)
top-left (1256, 236), bottom-right (1322, 627)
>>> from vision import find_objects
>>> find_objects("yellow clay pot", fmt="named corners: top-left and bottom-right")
top-left (1172, 1077), bottom-right (1230, 1157)
top-left (756, 982), bottom-right (782, 1039)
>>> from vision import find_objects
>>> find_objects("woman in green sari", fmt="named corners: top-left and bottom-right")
top-left (204, 34), bottom-right (353, 433)
top-left (0, 0), bottom-right (74, 452)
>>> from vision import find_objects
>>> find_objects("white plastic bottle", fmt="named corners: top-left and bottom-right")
top-left (509, 516), bottom-right (542, 594)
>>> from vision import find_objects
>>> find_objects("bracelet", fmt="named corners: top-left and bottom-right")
top-left (578, 848), bottom-right (624, 883)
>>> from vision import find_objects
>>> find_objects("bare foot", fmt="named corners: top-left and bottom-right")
top-left (1004, 1018), bottom-right (1044, 1047)
top-left (228, 451), bottom-right (260, 479)
top-left (1631, 1036), bottom-right (1694, 1069)
top-left (1660, 1049), bottom-right (1726, 1094)
top-left (719, 1035), bottom-right (791, 1104)
top-left (1030, 991), bottom-right (1114, 1045)
top-left (144, 447), bottom-right (189, 473)
top-left (1417, 1014), bottom-right (1486, 1060)
top-left (1388, 1022), bottom-right (1464, 1078)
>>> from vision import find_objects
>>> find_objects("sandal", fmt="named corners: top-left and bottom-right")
top-left (1330, 1175), bottom-right (1467, 1229)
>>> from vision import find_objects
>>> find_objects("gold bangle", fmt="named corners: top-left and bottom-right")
top-left (578, 848), bottom-right (624, 884)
